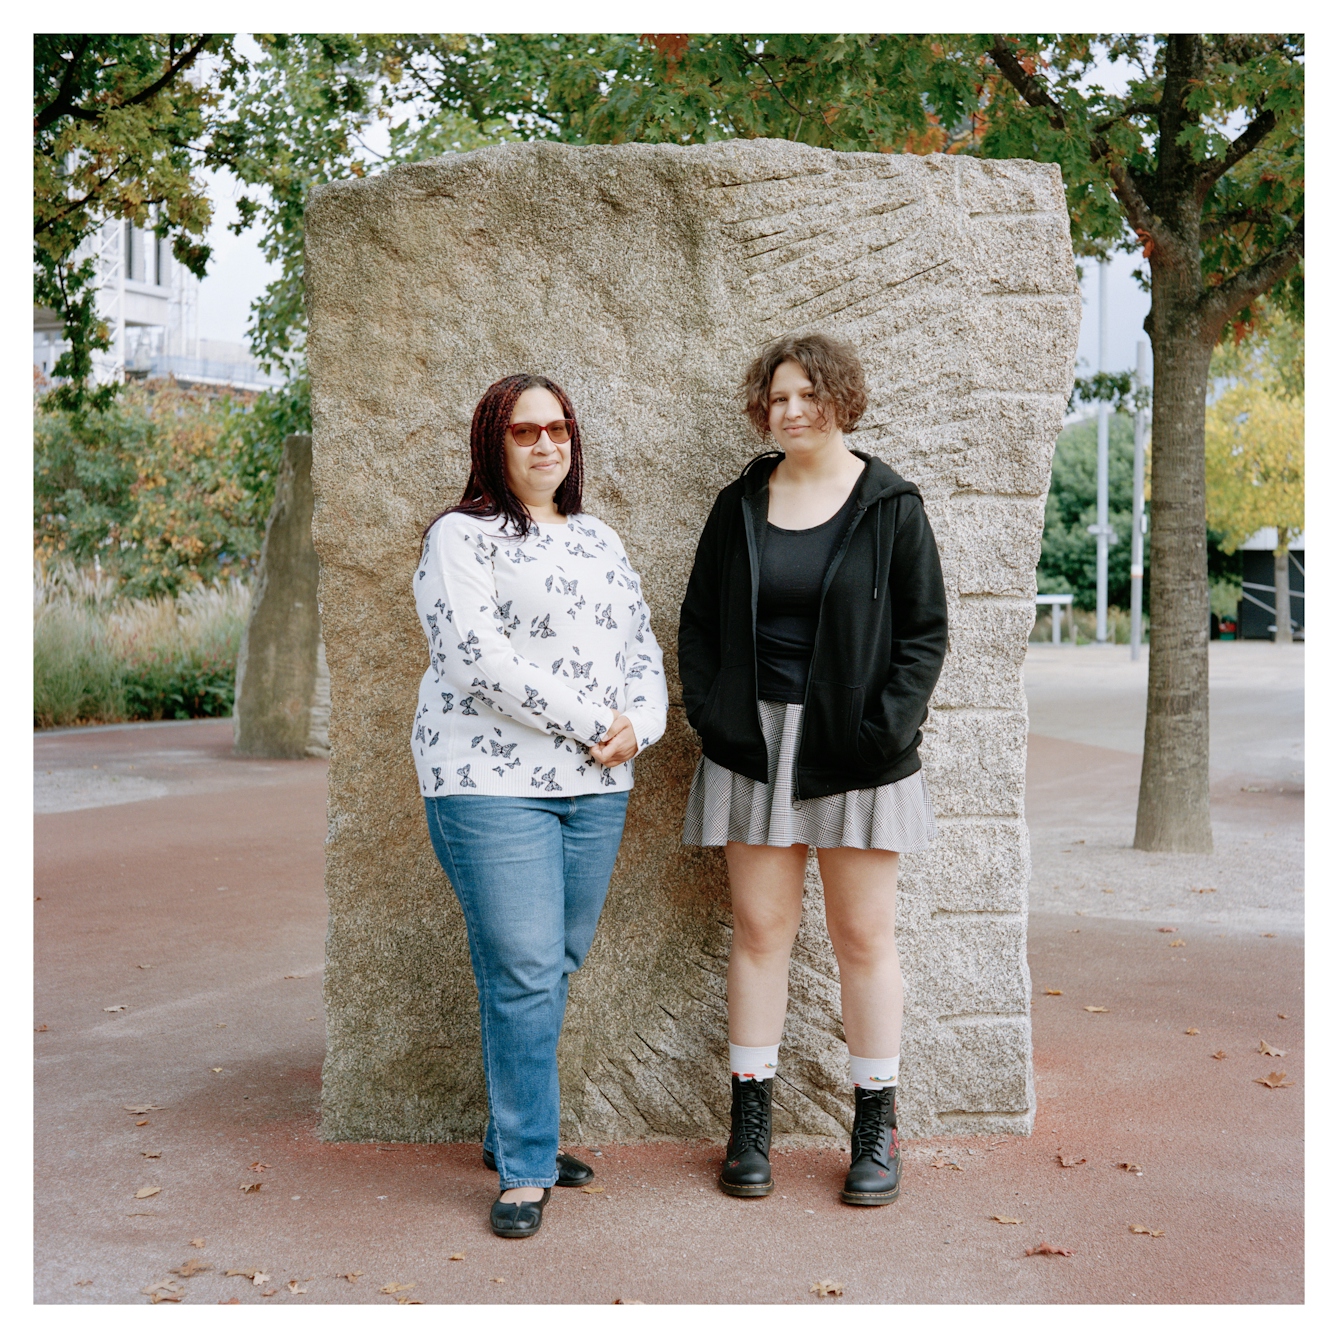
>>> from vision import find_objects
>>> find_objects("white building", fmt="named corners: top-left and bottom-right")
top-left (34, 218), bottom-right (282, 393)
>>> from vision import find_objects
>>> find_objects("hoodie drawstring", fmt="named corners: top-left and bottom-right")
top-left (872, 497), bottom-right (883, 601)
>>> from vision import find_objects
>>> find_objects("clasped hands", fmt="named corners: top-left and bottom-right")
top-left (589, 713), bottom-right (639, 768)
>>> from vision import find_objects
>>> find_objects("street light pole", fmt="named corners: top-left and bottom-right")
top-left (1095, 260), bottom-right (1110, 643)
top-left (1130, 340), bottom-right (1149, 662)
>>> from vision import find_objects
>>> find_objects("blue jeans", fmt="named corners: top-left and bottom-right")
top-left (424, 792), bottom-right (629, 1190)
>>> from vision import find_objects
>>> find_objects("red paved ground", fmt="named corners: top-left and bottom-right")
top-left (34, 721), bottom-right (1303, 1304)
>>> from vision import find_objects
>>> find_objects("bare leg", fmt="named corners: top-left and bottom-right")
top-left (814, 847), bottom-right (902, 1057)
top-left (724, 841), bottom-right (808, 1045)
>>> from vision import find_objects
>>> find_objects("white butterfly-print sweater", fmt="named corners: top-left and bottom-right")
top-left (412, 510), bottom-right (667, 797)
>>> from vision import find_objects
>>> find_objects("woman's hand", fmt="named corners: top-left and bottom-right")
top-left (590, 714), bottom-right (639, 768)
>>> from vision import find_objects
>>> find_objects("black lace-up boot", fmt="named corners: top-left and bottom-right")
top-left (718, 1076), bottom-right (774, 1197)
top-left (841, 1085), bottom-right (901, 1206)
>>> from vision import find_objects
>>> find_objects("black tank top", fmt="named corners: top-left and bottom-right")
top-left (755, 482), bottom-right (861, 704)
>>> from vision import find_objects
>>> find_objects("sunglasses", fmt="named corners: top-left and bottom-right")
top-left (509, 419), bottom-right (574, 447)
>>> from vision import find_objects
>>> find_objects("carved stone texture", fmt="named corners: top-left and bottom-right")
top-left (306, 141), bottom-right (1079, 1144)
top-left (233, 434), bottom-right (329, 759)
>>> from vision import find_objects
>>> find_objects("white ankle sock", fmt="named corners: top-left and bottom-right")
top-left (849, 1054), bottom-right (899, 1090)
top-left (729, 1043), bottom-right (779, 1081)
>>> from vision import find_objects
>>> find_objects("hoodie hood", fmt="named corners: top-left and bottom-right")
top-left (739, 448), bottom-right (922, 508)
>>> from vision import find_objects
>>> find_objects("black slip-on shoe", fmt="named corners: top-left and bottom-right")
top-left (718, 1076), bottom-right (775, 1198)
top-left (489, 1187), bottom-right (552, 1238)
top-left (840, 1086), bottom-right (902, 1206)
top-left (482, 1149), bottom-right (594, 1188)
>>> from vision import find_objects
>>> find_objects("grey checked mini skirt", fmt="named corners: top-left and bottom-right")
top-left (681, 699), bottom-right (937, 852)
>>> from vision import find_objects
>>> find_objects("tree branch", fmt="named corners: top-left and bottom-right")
top-left (36, 35), bottom-right (213, 132)
top-left (986, 34), bottom-right (1065, 131)
top-left (1091, 100), bottom-right (1159, 136)
top-left (1197, 108), bottom-right (1277, 197)
top-left (1201, 217), bottom-right (1304, 330)
top-left (33, 36), bottom-right (92, 131)
top-left (1201, 208), bottom-right (1275, 235)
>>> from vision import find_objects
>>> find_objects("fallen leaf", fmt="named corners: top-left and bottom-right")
top-left (35, 1024), bottom-right (48, 1032)
top-left (1056, 1155), bottom-right (1087, 1168)
top-left (810, 1278), bottom-right (843, 1296)
top-left (490, 1277), bottom-right (506, 1284)
top-left (614, 1298), bottom-right (644, 1305)
top-left (261, 1289), bottom-right (278, 1297)
top-left (103, 1005), bottom-right (127, 1012)
top-left (1069, 928), bottom-right (1081, 934)
top-left (172, 1259), bottom-right (211, 1278)
top-left (581, 1185), bottom-right (604, 1194)
top-left (1185, 1028), bottom-right (1200, 1035)
top-left (75, 1280), bottom-right (92, 1286)
top-left (1255, 1072), bottom-right (1294, 1089)
top-left (1262, 933), bottom-right (1276, 939)
top-left (136, 1120), bottom-right (149, 1127)
top-left (1193, 886), bottom-right (1216, 894)
top-left (1168, 940), bottom-right (1185, 947)
top-left (1212, 1050), bottom-right (1227, 1060)
top-left (1083, 1006), bottom-right (1109, 1013)
top-left (990, 1215), bottom-right (1023, 1224)
top-left (217, 1023), bottom-right (227, 1028)
top-left (240, 1182), bottom-right (263, 1193)
top-left (448, 1255), bottom-right (464, 1263)
top-left (1258, 1040), bottom-right (1286, 1057)
top-left (1044, 989), bottom-right (1063, 996)
top-left (137, 964), bottom-right (153, 969)
top-left (1118, 1162), bottom-right (1142, 1173)
top-left (397, 1297), bottom-right (423, 1305)
top-left (339, 1272), bottom-right (364, 1283)
top-left (379, 1281), bottom-right (416, 1294)
top-left (253, 1273), bottom-right (272, 1288)
top-left (189, 1239), bottom-right (206, 1249)
top-left (249, 1162), bottom-right (271, 1171)
top-left (930, 1155), bottom-right (961, 1170)
top-left (1278, 1013), bottom-right (1288, 1020)
top-left (1025, 1243), bottom-right (1072, 1257)
top-left (141, 1150), bottom-right (162, 1159)
top-left (220, 1299), bottom-right (240, 1305)
top-left (284, 975), bottom-right (301, 980)
top-left (134, 1186), bottom-right (161, 1199)
top-left (287, 1280), bottom-right (307, 1294)
top-left (1101, 887), bottom-right (1114, 894)
top-left (1130, 1224), bottom-right (1165, 1237)
top-left (225, 1269), bottom-right (261, 1280)
top-left (307, 1017), bottom-right (318, 1021)
top-left (211, 1067), bottom-right (223, 1073)
top-left (1158, 927), bottom-right (1177, 934)
top-left (141, 1277), bottom-right (184, 1303)
top-left (123, 1104), bottom-right (163, 1114)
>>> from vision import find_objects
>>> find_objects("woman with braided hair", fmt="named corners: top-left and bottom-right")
top-left (413, 374), bottom-right (667, 1238)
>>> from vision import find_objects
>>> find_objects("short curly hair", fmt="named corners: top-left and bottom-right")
top-left (740, 332), bottom-right (868, 436)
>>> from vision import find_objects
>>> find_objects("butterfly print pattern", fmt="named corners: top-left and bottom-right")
top-left (411, 511), bottom-right (666, 797)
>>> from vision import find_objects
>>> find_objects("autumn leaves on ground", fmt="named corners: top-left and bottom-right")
top-left (33, 645), bottom-right (1302, 1304)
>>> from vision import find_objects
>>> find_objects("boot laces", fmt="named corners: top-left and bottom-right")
top-left (735, 1080), bottom-right (770, 1151)
top-left (852, 1087), bottom-right (894, 1161)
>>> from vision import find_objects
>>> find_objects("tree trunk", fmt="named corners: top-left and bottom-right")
top-left (1273, 543), bottom-right (1293, 643)
top-left (1134, 282), bottom-right (1215, 853)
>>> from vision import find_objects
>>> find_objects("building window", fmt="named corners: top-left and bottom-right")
top-left (155, 233), bottom-right (168, 287)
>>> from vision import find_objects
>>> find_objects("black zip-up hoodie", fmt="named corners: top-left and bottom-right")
top-left (678, 450), bottom-right (948, 801)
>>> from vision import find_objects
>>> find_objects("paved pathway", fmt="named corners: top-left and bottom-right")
top-left (34, 649), bottom-right (1303, 1303)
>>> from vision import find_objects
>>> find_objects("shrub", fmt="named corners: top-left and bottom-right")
top-left (33, 559), bottom-right (251, 728)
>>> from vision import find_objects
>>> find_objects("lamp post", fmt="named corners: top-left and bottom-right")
top-left (1130, 341), bottom-right (1149, 661)
top-left (1090, 260), bottom-right (1111, 642)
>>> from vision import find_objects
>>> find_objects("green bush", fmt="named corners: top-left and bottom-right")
top-left (33, 560), bottom-right (250, 728)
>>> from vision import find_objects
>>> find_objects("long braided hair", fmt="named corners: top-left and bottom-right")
top-left (426, 373), bottom-right (585, 541)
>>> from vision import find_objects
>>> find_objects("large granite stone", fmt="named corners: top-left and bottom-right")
top-left (233, 434), bottom-right (329, 759)
top-left (306, 140), bottom-right (1079, 1143)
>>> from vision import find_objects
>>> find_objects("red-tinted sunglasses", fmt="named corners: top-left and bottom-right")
top-left (509, 419), bottom-right (574, 447)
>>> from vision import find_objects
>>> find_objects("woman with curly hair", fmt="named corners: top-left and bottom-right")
top-left (679, 333), bottom-right (947, 1207)
top-left (414, 373), bottom-right (667, 1238)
